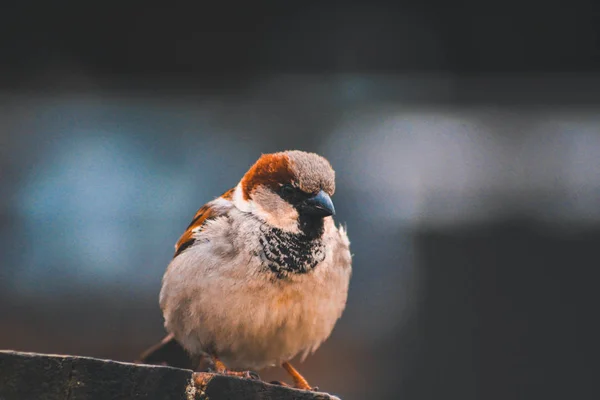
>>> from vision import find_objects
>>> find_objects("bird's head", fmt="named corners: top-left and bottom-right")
top-left (232, 150), bottom-right (336, 237)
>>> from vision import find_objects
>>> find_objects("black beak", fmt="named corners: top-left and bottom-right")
top-left (300, 190), bottom-right (335, 217)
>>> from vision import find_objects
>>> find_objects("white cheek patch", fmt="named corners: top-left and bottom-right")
top-left (232, 182), bottom-right (252, 213)
top-left (243, 186), bottom-right (301, 233)
top-left (254, 202), bottom-right (300, 233)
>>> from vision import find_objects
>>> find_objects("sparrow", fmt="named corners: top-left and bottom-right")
top-left (138, 150), bottom-right (352, 391)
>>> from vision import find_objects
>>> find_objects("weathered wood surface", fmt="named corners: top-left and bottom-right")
top-left (0, 351), bottom-right (340, 400)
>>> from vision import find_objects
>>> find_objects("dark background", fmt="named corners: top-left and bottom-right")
top-left (2, 2), bottom-right (600, 399)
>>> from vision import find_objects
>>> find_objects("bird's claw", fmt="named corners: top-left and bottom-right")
top-left (244, 370), bottom-right (261, 380)
top-left (217, 369), bottom-right (261, 380)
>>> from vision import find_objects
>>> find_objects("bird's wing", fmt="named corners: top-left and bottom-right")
top-left (173, 187), bottom-right (235, 258)
top-left (138, 188), bottom-right (236, 367)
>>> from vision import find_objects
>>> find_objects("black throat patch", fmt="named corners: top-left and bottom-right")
top-left (258, 223), bottom-right (326, 279)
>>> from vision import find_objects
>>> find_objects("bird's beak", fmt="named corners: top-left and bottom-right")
top-left (300, 190), bottom-right (335, 217)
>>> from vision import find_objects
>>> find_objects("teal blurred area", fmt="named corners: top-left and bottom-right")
top-left (2, 75), bottom-right (600, 399)
top-left (2, 3), bottom-right (600, 397)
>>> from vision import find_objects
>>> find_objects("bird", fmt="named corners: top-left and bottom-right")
top-left (138, 150), bottom-right (352, 391)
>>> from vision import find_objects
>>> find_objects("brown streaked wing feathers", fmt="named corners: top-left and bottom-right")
top-left (173, 188), bottom-right (234, 258)
top-left (220, 187), bottom-right (235, 200)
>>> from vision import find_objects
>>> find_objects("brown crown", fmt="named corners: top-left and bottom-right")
top-left (240, 153), bottom-right (295, 200)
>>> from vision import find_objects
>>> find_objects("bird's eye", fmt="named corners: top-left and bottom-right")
top-left (280, 184), bottom-right (295, 197)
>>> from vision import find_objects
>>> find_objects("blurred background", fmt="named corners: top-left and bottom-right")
top-left (2, 2), bottom-right (600, 399)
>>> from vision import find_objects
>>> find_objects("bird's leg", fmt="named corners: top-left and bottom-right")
top-left (281, 361), bottom-right (318, 391)
top-left (210, 356), bottom-right (260, 380)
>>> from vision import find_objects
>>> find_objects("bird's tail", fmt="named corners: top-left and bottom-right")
top-left (136, 333), bottom-right (197, 370)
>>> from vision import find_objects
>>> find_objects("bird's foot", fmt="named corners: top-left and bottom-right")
top-left (280, 361), bottom-right (318, 391)
top-left (222, 370), bottom-right (261, 380)
top-left (209, 357), bottom-right (260, 380)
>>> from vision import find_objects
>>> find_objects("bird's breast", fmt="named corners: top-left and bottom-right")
top-left (160, 212), bottom-right (352, 370)
top-left (257, 223), bottom-right (326, 279)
